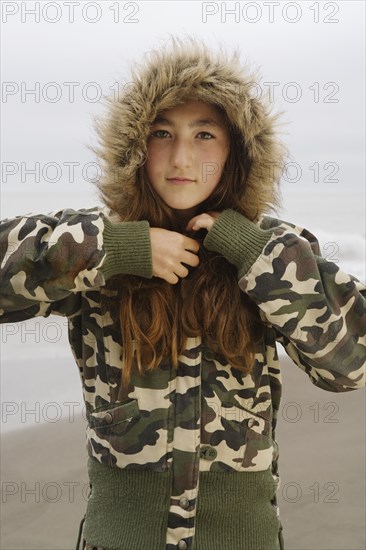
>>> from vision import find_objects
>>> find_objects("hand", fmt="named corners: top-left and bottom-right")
top-left (185, 211), bottom-right (221, 232)
top-left (149, 228), bottom-right (200, 284)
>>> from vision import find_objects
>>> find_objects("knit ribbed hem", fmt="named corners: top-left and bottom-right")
top-left (83, 457), bottom-right (171, 550)
top-left (101, 217), bottom-right (153, 280)
top-left (195, 469), bottom-right (283, 550)
top-left (83, 458), bottom-right (283, 550)
top-left (203, 209), bottom-right (274, 278)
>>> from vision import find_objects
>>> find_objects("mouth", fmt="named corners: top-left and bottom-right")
top-left (167, 177), bottom-right (195, 185)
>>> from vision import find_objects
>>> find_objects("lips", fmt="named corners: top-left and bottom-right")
top-left (167, 177), bottom-right (195, 185)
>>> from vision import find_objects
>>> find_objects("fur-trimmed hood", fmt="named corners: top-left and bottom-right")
top-left (94, 37), bottom-right (286, 222)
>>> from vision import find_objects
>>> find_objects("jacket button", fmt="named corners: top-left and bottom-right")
top-left (200, 446), bottom-right (217, 461)
top-left (179, 496), bottom-right (190, 509)
top-left (178, 540), bottom-right (187, 550)
top-left (104, 412), bottom-right (113, 424)
top-left (247, 418), bottom-right (256, 428)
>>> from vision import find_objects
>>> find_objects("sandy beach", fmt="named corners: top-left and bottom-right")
top-left (1, 354), bottom-right (365, 550)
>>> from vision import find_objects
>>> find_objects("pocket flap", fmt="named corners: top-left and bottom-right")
top-left (89, 399), bottom-right (140, 429)
top-left (220, 401), bottom-right (271, 436)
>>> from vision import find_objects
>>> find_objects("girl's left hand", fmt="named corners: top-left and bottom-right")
top-left (186, 211), bottom-right (221, 232)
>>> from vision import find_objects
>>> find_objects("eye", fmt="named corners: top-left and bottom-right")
top-left (197, 131), bottom-right (215, 140)
top-left (150, 129), bottom-right (170, 138)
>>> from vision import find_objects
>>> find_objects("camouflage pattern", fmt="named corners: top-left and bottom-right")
top-left (1, 208), bottom-right (365, 550)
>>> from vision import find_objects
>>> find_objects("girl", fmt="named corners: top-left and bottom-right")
top-left (1, 37), bottom-right (365, 550)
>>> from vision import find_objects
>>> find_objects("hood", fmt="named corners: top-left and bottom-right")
top-left (94, 36), bottom-right (286, 222)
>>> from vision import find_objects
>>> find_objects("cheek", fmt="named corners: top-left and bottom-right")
top-left (221, 145), bottom-right (230, 171)
top-left (146, 146), bottom-right (165, 176)
top-left (145, 152), bottom-right (158, 182)
top-left (214, 146), bottom-right (229, 180)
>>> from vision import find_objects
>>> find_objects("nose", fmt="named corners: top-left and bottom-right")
top-left (170, 138), bottom-right (192, 169)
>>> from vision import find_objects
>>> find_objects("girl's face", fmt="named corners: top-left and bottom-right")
top-left (146, 101), bottom-right (230, 214)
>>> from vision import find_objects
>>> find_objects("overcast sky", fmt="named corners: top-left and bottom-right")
top-left (1, 0), bottom-right (365, 233)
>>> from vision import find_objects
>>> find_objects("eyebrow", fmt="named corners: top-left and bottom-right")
top-left (152, 116), bottom-right (224, 128)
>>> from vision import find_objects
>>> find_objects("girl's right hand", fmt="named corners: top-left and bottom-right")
top-left (149, 228), bottom-right (200, 284)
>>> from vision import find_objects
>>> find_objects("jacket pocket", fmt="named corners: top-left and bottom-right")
top-left (87, 398), bottom-right (170, 470)
top-left (219, 402), bottom-right (273, 471)
top-left (87, 399), bottom-right (141, 467)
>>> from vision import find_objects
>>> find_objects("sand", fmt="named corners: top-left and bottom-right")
top-left (1, 355), bottom-right (365, 550)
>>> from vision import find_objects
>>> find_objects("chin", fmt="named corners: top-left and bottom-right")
top-left (168, 201), bottom-right (199, 210)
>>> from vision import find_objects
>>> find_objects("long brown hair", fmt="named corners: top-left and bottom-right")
top-left (102, 110), bottom-right (278, 385)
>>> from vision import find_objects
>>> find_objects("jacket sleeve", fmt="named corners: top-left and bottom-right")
top-left (204, 209), bottom-right (366, 392)
top-left (0, 207), bottom-right (152, 323)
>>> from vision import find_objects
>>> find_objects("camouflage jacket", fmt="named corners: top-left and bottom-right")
top-left (1, 207), bottom-right (365, 550)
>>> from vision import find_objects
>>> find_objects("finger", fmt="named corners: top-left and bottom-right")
top-left (166, 272), bottom-right (179, 285)
top-left (186, 215), bottom-right (204, 232)
top-left (182, 236), bottom-right (200, 253)
top-left (207, 210), bottom-right (221, 219)
top-left (174, 264), bottom-right (189, 279)
top-left (187, 214), bottom-right (216, 232)
top-left (182, 250), bottom-right (200, 267)
top-left (190, 219), bottom-right (213, 232)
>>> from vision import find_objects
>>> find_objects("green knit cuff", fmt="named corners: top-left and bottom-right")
top-left (203, 209), bottom-right (274, 278)
top-left (101, 217), bottom-right (153, 280)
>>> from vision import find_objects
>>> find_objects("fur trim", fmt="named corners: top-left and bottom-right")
top-left (93, 36), bottom-right (287, 220)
